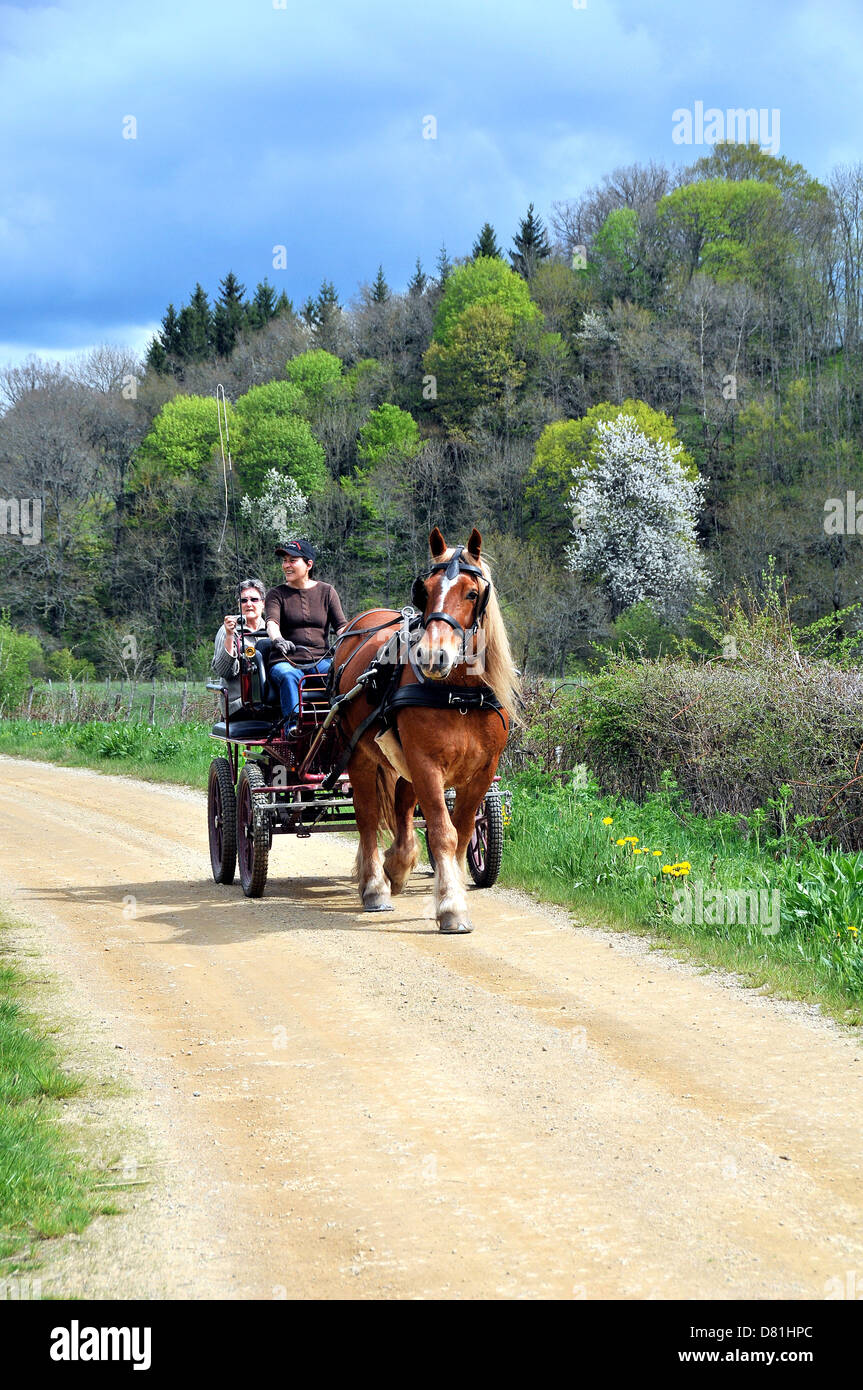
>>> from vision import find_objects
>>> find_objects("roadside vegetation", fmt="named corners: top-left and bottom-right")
top-left (0, 919), bottom-right (114, 1278)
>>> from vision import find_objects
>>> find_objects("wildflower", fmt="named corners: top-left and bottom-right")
top-left (848, 924), bottom-right (860, 936)
top-left (620, 836), bottom-right (638, 845)
top-left (652, 850), bottom-right (663, 856)
top-left (602, 817), bottom-right (613, 826)
top-left (616, 838), bottom-right (626, 846)
top-left (661, 866), bottom-right (674, 874)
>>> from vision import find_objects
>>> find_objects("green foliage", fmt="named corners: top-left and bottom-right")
top-left (431, 256), bottom-right (541, 347)
top-left (609, 601), bottom-right (679, 658)
top-left (45, 649), bottom-right (96, 682)
top-left (135, 394), bottom-right (235, 481)
top-left (0, 613), bottom-right (40, 709)
top-left (237, 414), bottom-right (327, 496)
top-left (357, 403), bottom-right (421, 466)
top-left (525, 399), bottom-right (696, 546)
top-left (234, 380), bottom-right (307, 422)
top-left (424, 301), bottom-right (527, 430)
top-left (658, 178), bottom-right (785, 284)
top-left (285, 349), bottom-right (344, 404)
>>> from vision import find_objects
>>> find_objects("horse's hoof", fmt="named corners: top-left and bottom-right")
top-left (363, 900), bottom-right (394, 913)
top-left (438, 912), bottom-right (473, 934)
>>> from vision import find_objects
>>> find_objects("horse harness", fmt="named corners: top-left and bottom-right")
top-left (318, 551), bottom-right (504, 788)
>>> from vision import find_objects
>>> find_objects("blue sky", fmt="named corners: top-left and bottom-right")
top-left (1, 0), bottom-right (862, 364)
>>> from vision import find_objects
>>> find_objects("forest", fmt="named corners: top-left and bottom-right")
top-left (2, 141), bottom-right (863, 683)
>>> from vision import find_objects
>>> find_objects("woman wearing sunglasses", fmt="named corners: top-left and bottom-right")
top-left (211, 578), bottom-right (270, 714)
top-left (264, 539), bottom-right (347, 731)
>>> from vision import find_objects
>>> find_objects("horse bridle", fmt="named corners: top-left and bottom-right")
top-left (411, 546), bottom-right (491, 645)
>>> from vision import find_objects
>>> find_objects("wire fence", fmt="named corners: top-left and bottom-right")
top-left (14, 677), bottom-right (218, 726)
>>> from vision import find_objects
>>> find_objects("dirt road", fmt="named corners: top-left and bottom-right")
top-left (1, 755), bottom-right (861, 1300)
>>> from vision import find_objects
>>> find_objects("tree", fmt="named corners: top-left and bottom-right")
top-left (472, 222), bottom-right (502, 260)
top-left (435, 242), bottom-right (452, 287)
top-left (235, 380), bottom-right (307, 422)
top-left (408, 258), bottom-right (428, 296)
top-left (237, 414), bottom-right (328, 496)
top-left (370, 265), bottom-right (390, 304)
top-left (423, 301), bottom-right (527, 430)
top-left (356, 403), bottom-right (421, 466)
top-left (526, 399), bottom-right (697, 548)
top-left (511, 203), bottom-right (551, 279)
top-left (431, 256), bottom-right (541, 347)
top-left (314, 280), bottom-right (342, 349)
top-left (134, 394), bottom-right (234, 482)
top-left (246, 279), bottom-right (279, 330)
top-left (213, 272), bottom-right (248, 356)
top-left (565, 416), bottom-right (708, 621)
top-left (177, 284), bottom-right (213, 361)
top-left (657, 179), bottom-right (784, 286)
top-left (285, 349), bottom-right (344, 405)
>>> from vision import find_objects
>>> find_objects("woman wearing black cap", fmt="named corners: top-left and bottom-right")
top-left (264, 540), bottom-right (348, 729)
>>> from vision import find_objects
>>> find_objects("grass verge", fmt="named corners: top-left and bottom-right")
top-left (0, 918), bottom-right (115, 1280)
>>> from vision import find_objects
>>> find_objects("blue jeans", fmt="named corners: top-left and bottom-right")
top-left (269, 658), bottom-right (331, 721)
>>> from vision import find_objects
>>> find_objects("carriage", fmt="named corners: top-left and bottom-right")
top-left (205, 633), bottom-right (509, 900)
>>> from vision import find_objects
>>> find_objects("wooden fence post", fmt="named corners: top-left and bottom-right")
top-left (127, 680), bottom-right (135, 718)
top-left (180, 681), bottom-right (188, 719)
top-left (26, 685), bottom-right (34, 719)
top-left (149, 676), bottom-right (156, 725)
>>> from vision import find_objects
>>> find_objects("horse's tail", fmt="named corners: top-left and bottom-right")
top-left (375, 762), bottom-right (398, 841)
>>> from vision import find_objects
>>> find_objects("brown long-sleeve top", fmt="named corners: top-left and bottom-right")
top-left (264, 582), bottom-right (347, 665)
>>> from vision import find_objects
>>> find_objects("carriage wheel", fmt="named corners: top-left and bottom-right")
top-left (467, 789), bottom-right (504, 887)
top-left (237, 762), bottom-right (270, 898)
top-left (208, 757), bottom-right (237, 885)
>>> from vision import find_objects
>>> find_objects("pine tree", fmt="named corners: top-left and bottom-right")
top-left (145, 335), bottom-right (169, 374)
top-left (177, 284), bottom-right (213, 360)
top-left (314, 280), bottom-right (341, 347)
top-left (370, 265), bottom-right (390, 304)
top-left (435, 242), bottom-right (452, 286)
top-left (472, 222), bottom-right (502, 260)
top-left (246, 278), bottom-right (278, 329)
top-left (511, 203), bottom-right (552, 279)
top-left (407, 257), bottom-right (428, 296)
top-left (213, 271), bottom-right (247, 356)
top-left (274, 290), bottom-right (295, 319)
top-left (300, 297), bottom-right (317, 328)
top-left (159, 303), bottom-right (183, 357)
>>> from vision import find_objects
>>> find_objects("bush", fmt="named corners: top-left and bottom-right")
top-left (0, 613), bottom-right (40, 711)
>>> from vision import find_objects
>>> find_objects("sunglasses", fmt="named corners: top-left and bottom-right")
top-left (240, 595), bottom-right (262, 604)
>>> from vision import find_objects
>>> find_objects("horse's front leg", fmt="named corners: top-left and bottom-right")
top-left (411, 760), bottom-right (472, 935)
top-left (451, 768), bottom-right (496, 874)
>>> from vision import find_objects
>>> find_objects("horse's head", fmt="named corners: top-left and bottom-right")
top-left (411, 527), bottom-right (490, 680)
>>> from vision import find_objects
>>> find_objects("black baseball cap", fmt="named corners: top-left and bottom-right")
top-left (275, 539), bottom-right (316, 562)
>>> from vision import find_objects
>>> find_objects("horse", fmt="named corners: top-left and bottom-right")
top-left (331, 527), bottom-right (521, 933)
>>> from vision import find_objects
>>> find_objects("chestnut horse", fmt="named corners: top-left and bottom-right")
top-left (332, 527), bottom-right (521, 933)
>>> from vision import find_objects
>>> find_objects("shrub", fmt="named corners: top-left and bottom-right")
top-left (0, 612), bottom-right (40, 711)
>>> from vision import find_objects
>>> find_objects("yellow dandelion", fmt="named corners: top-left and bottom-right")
top-left (661, 866), bottom-right (674, 874)
top-left (652, 850), bottom-right (663, 856)
top-left (848, 924), bottom-right (859, 936)
top-left (602, 817), bottom-right (613, 826)
top-left (616, 838), bottom-right (626, 846)
top-left (621, 836), bottom-right (639, 845)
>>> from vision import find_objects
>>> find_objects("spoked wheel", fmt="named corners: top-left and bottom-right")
top-left (237, 762), bottom-right (270, 898)
top-left (467, 788), bottom-right (504, 887)
top-left (208, 757), bottom-right (237, 884)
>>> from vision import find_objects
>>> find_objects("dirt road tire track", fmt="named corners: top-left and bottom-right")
top-left (1, 756), bottom-right (861, 1300)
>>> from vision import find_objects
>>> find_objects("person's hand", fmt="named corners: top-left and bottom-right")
top-left (271, 637), bottom-right (296, 660)
top-left (224, 614), bottom-right (239, 654)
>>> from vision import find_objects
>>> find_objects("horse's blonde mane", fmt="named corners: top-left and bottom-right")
top-left (440, 545), bottom-right (523, 727)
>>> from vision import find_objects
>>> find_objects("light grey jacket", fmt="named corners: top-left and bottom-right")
top-left (211, 624), bottom-right (268, 715)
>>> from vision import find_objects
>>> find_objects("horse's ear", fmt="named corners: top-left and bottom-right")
top-left (429, 527), bottom-right (446, 558)
top-left (467, 528), bottom-right (482, 561)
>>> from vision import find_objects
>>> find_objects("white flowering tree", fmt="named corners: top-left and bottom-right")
top-left (239, 468), bottom-right (309, 543)
top-left (565, 415), bottom-right (708, 622)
